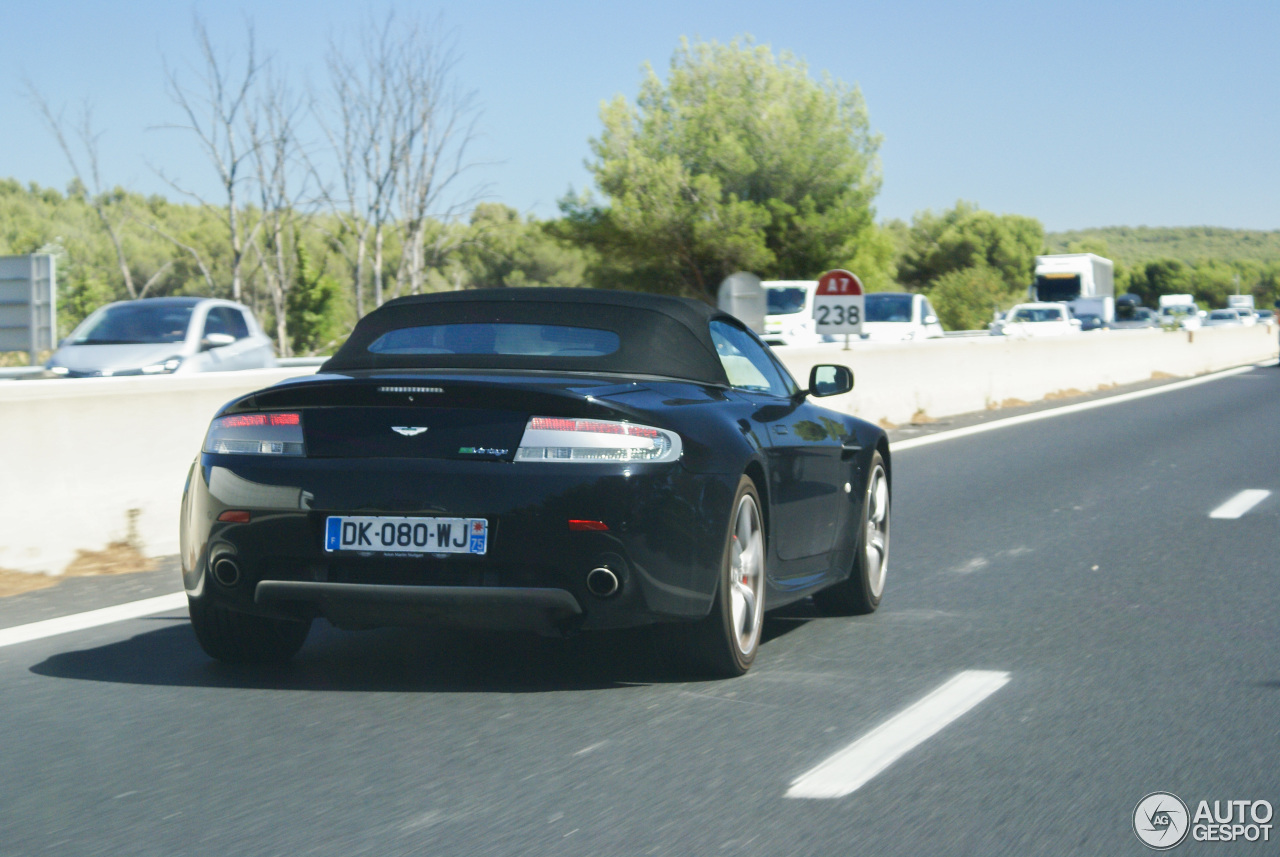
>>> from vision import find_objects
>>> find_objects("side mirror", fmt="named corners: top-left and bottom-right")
top-left (201, 332), bottom-right (236, 351)
top-left (1070, 318), bottom-right (1082, 328)
top-left (924, 315), bottom-right (939, 325)
top-left (808, 364), bottom-right (854, 397)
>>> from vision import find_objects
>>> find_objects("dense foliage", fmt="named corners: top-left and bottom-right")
top-left (562, 38), bottom-right (890, 300)
top-left (0, 180), bottom-right (588, 356)
top-left (1047, 226), bottom-right (1280, 266)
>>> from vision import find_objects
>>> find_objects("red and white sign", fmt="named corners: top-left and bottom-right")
top-left (813, 269), bottom-right (864, 335)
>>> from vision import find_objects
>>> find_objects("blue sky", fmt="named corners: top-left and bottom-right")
top-left (3, 0), bottom-right (1277, 232)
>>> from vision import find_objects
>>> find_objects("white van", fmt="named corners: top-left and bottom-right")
top-left (762, 281), bottom-right (830, 346)
top-left (861, 292), bottom-right (945, 341)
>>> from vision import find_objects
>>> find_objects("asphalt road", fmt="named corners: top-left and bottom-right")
top-left (2, 365), bottom-right (1278, 856)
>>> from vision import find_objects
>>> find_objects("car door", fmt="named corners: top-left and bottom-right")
top-left (709, 321), bottom-right (846, 570)
top-left (200, 306), bottom-right (255, 371)
top-left (231, 306), bottom-right (277, 368)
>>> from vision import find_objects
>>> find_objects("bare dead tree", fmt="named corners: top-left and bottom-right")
top-left (318, 17), bottom-right (402, 314)
top-left (143, 222), bottom-right (217, 294)
top-left (248, 71), bottom-right (310, 355)
top-left (26, 85), bottom-right (140, 298)
top-left (157, 16), bottom-right (264, 301)
top-left (390, 19), bottom-right (484, 297)
top-left (319, 11), bottom-right (485, 312)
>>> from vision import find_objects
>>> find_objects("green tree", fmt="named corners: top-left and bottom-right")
top-left (925, 265), bottom-right (1021, 331)
top-left (897, 202), bottom-right (1044, 293)
top-left (1126, 258), bottom-right (1193, 307)
top-left (457, 204), bottom-right (589, 288)
top-left (564, 37), bottom-right (884, 299)
top-left (286, 243), bottom-right (343, 355)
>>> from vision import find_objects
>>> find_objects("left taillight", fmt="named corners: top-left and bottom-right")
top-left (203, 412), bottom-right (305, 456)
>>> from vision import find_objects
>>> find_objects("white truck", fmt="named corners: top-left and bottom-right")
top-left (1158, 294), bottom-right (1202, 330)
top-left (1030, 253), bottom-right (1115, 322)
top-left (1227, 295), bottom-right (1255, 313)
top-left (1226, 294), bottom-right (1257, 325)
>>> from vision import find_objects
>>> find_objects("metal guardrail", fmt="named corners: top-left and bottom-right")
top-left (0, 366), bottom-right (44, 379)
top-left (0, 356), bottom-right (330, 379)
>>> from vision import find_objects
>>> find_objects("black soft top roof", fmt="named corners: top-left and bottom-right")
top-left (321, 288), bottom-right (735, 385)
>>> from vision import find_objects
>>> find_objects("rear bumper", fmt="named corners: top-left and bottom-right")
top-left (181, 454), bottom-right (737, 632)
top-left (255, 581), bottom-right (582, 636)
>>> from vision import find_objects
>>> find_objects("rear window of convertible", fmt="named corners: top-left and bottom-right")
top-left (367, 323), bottom-right (621, 357)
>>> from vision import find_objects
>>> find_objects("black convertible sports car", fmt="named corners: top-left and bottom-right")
top-left (180, 288), bottom-right (891, 676)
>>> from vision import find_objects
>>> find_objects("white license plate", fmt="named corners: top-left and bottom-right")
top-left (324, 516), bottom-right (488, 555)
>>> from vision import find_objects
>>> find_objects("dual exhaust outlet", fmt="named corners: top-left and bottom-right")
top-left (213, 555), bottom-right (621, 599)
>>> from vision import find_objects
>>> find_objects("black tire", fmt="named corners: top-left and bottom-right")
top-left (673, 476), bottom-right (767, 678)
top-left (188, 598), bottom-right (311, 665)
top-left (814, 451), bottom-right (889, 616)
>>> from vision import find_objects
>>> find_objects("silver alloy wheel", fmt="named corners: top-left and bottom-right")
top-left (865, 464), bottom-right (889, 598)
top-left (728, 492), bottom-right (765, 656)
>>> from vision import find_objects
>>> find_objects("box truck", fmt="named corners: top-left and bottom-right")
top-left (1030, 253), bottom-right (1115, 322)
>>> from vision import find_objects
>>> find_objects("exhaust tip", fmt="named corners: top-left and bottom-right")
top-left (586, 566), bottom-right (619, 598)
top-left (211, 557), bottom-right (241, 588)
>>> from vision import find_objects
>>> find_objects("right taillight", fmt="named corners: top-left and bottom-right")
top-left (203, 412), bottom-right (306, 456)
top-left (515, 417), bottom-right (682, 463)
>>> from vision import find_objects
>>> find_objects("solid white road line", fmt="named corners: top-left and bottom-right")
top-left (0, 592), bottom-right (187, 649)
top-left (1209, 489), bottom-right (1272, 519)
top-left (786, 670), bottom-right (1011, 800)
top-left (893, 365), bottom-right (1260, 451)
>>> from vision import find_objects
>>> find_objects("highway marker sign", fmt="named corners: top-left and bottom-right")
top-left (813, 269), bottom-right (864, 336)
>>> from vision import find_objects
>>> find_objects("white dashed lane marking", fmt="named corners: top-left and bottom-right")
top-left (786, 670), bottom-right (1011, 800)
top-left (1209, 490), bottom-right (1271, 520)
top-left (0, 592), bottom-right (187, 649)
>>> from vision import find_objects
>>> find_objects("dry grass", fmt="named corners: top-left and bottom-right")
top-left (909, 410), bottom-right (935, 424)
top-left (1044, 388), bottom-right (1086, 400)
top-left (0, 569), bottom-right (60, 598)
top-left (62, 542), bottom-right (156, 577)
top-left (998, 398), bottom-right (1030, 409)
top-left (877, 417), bottom-right (899, 430)
top-left (0, 542), bottom-right (157, 599)
top-left (1151, 371), bottom-right (1177, 381)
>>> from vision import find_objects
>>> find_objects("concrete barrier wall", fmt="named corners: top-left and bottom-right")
top-left (778, 325), bottom-right (1279, 426)
top-left (0, 369), bottom-right (313, 574)
top-left (1, 326), bottom-right (1275, 574)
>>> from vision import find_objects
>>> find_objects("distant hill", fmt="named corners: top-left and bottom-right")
top-left (1044, 226), bottom-right (1280, 266)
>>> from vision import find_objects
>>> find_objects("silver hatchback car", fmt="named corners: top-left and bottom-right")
top-left (46, 297), bottom-right (277, 377)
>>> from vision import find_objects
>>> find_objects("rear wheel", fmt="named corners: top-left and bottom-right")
top-left (677, 476), bottom-right (766, 677)
top-left (188, 598), bottom-right (311, 665)
top-left (814, 451), bottom-right (889, 615)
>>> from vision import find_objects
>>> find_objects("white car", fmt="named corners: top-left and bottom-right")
top-left (990, 303), bottom-right (1081, 337)
top-left (762, 281), bottom-right (832, 346)
top-left (860, 292), bottom-right (945, 341)
top-left (1203, 309), bottom-right (1246, 327)
top-left (46, 297), bottom-right (278, 377)
top-left (1158, 304), bottom-right (1202, 330)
